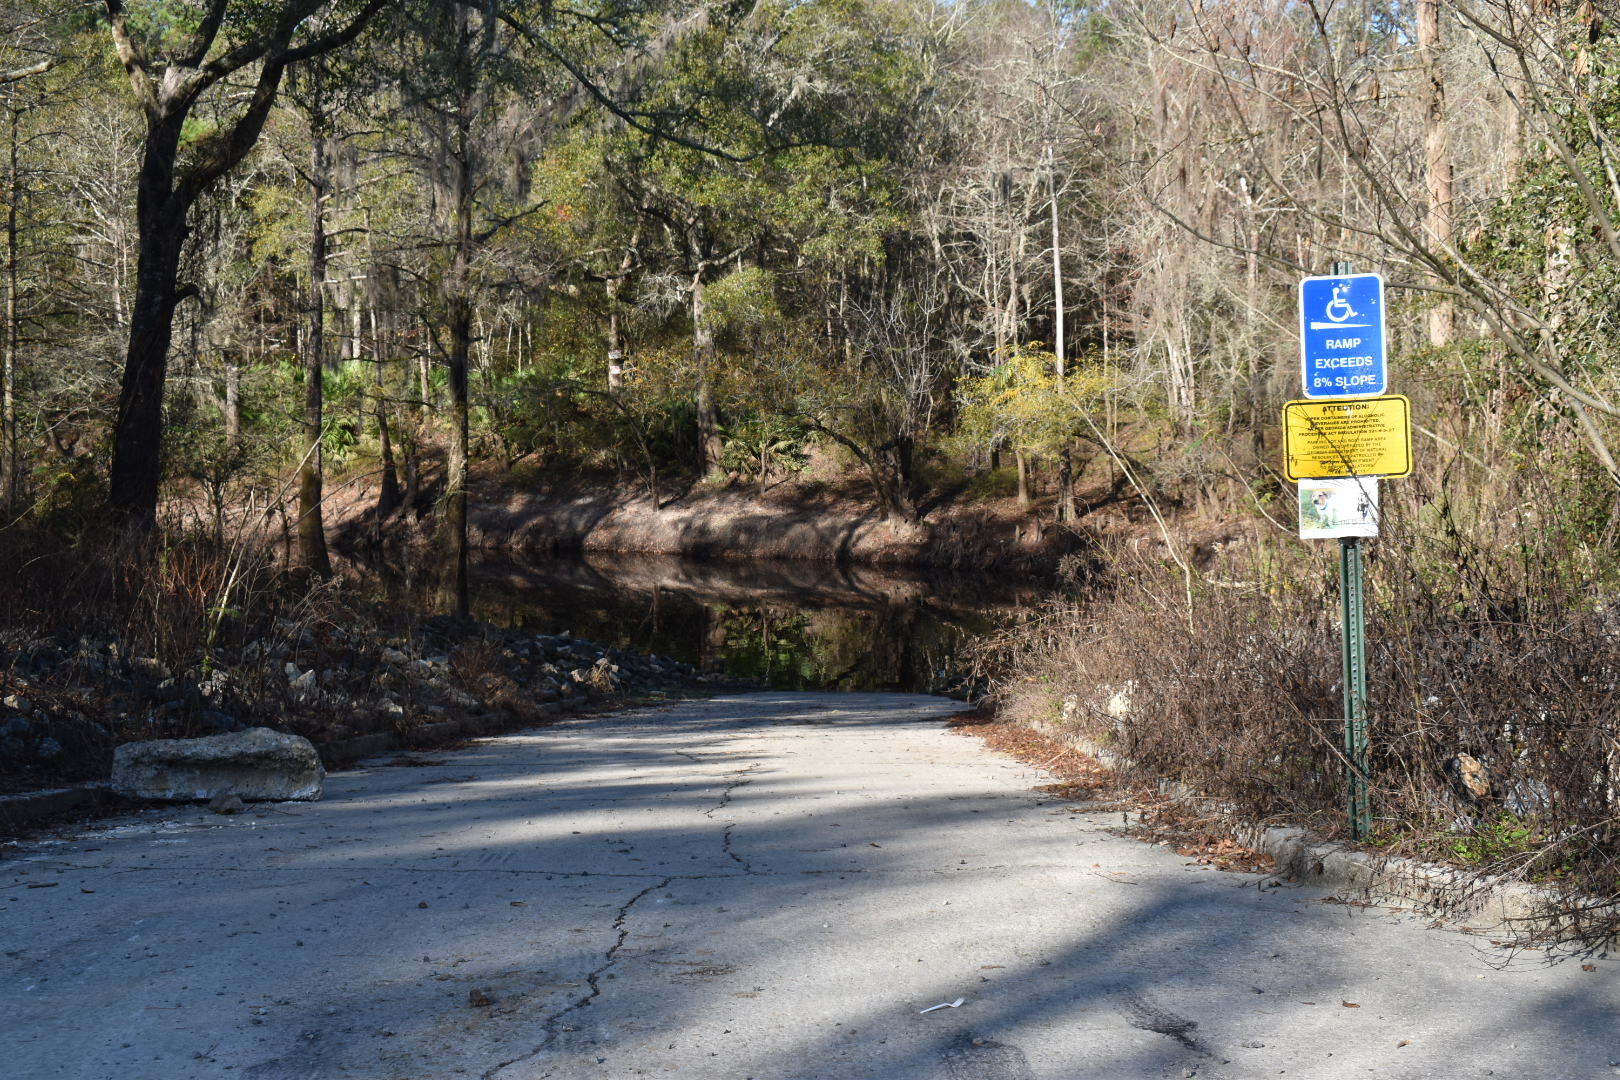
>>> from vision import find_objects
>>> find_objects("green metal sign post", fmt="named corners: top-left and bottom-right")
top-left (1329, 261), bottom-right (1372, 841)
top-left (1339, 535), bottom-right (1371, 839)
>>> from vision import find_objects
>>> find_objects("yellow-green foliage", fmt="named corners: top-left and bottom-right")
top-left (705, 266), bottom-right (781, 344)
top-left (953, 346), bottom-right (1112, 456)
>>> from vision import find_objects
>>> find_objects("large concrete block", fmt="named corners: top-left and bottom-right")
top-left (111, 727), bottom-right (324, 802)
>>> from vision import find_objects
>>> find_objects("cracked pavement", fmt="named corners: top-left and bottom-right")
top-left (3, 691), bottom-right (1617, 1079)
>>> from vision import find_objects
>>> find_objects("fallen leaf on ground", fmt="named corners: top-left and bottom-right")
top-left (950, 709), bottom-right (1273, 874)
top-left (1342, 1001), bottom-right (1360, 1008)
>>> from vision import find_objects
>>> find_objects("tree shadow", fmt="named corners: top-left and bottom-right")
top-left (6, 692), bottom-right (1614, 1080)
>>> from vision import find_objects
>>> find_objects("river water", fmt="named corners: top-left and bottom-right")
top-left (356, 553), bottom-right (1042, 697)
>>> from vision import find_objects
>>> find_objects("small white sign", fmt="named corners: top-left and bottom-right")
top-left (1298, 477), bottom-right (1379, 539)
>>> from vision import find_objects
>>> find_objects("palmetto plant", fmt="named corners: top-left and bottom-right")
top-left (719, 416), bottom-right (809, 494)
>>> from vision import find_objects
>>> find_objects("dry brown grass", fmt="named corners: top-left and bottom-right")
top-left (979, 508), bottom-right (1620, 948)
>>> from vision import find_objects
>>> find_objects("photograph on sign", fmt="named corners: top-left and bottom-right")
top-left (1298, 477), bottom-right (1379, 539)
top-left (1299, 273), bottom-right (1387, 399)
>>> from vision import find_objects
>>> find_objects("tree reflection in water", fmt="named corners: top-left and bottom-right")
top-left (354, 551), bottom-right (1040, 695)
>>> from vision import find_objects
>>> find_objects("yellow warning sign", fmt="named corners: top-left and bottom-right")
top-left (1283, 395), bottom-right (1412, 481)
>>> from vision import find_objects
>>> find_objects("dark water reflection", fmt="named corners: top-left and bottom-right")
top-left (360, 553), bottom-right (1042, 696)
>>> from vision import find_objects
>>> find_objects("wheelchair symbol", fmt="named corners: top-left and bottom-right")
top-left (1325, 285), bottom-right (1358, 323)
top-left (1306, 280), bottom-right (1373, 331)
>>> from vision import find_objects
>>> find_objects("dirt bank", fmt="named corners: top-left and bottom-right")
top-left (331, 470), bottom-right (1093, 573)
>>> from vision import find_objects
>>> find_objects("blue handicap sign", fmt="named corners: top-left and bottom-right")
top-left (1299, 273), bottom-right (1386, 399)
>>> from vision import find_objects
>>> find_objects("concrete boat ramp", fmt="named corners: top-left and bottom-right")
top-left (3, 692), bottom-right (1614, 1079)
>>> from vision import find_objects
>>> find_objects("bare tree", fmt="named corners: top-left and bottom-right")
top-left (392, 0), bottom-right (552, 616)
top-left (1419, 0), bottom-right (1455, 346)
top-left (288, 56), bottom-right (336, 577)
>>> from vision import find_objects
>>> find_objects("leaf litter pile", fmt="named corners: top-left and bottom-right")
top-left (946, 709), bottom-right (1274, 876)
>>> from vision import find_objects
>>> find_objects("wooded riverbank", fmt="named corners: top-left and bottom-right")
top-left (329, 469), bottom-right (1101, 574)
top-left (0, 523), bottom-right (745, 808)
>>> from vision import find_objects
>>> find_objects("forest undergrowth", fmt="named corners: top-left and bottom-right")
top-left (0, 521), bottom-right (714, 800)
top-left (979, 465), bottom-right (1620, 950)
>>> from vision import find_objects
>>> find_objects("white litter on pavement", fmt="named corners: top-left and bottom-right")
top-left (918, 998), bottom-right (965, 1014)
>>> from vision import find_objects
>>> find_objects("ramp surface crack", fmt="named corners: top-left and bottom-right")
top-left (481, 875), bottom-right (675, 1079)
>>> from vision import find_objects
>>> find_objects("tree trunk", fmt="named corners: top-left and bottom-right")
top-left (691, 265), bottom-right (722, 474)
top-left (403, 444), bottom-right (419, 517)
top-left (98, 0), bottom-right (385, 528)
top-left (606, 243), bottom-right (634, 391)
top-left (224, 354), bottom-right (241, 448)
top-left (374, 307), bottom-right (400, 521)
top-left (445, 137), bottom-right (473, 619)
top-left (1419, 0), bottom-right (1454, 347)
top-left (3, 96), bottom-right (19, 517)
top-left (418, 320), bottom-right (431, 408)
top-left (880, 436), bottom-right (919, 523)
top-left (447, 292), bottom-right (471, 618)
top-left (1501, 87), bottom-right (1523, 186)
top-left (297, 96), bottom-right (333, 579)
top-left (1048, 146), bottom-right (1065, 369)
top-left (1057, 447), bottom-right (1073, 523)
top-left (107, 170), bottom-right (187, 525)
top-left (607, 308), bottom-right (624, 390)
top-left (1049, 144), bottom-right (1073, 523)
top-left (376, 396), bottom-right (399, 518)
top-left (346, 296), bottom-right (362, 362)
